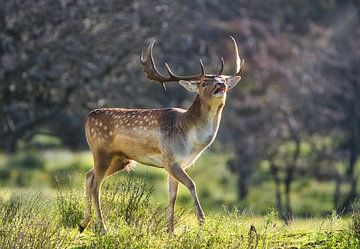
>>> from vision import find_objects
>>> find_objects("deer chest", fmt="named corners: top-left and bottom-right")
top-left (174, 123), bottom-right (219, 168)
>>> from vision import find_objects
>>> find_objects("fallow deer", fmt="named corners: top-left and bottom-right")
top-left (79, 36), bottom-right (244, 234)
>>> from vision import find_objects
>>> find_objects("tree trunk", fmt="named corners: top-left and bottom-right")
top-left (334, 172), bottom-right (341, 212)
top-left (284, 139), bottom-right (300, 222)
top-left (270, 161), bottom-right (288, 223)
top-left (284, 166), bottom-right (294, 221)
top-left (237, 172), bottom-right (249, 200)
top-left (340, 78), bottom-right (359, 212)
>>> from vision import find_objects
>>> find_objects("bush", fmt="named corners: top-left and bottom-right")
top-left (0, 194), bottom-right (22, 224)
top-left (101, 175), bottom-right (173, 235)
top-left (56, 188), bottom-right (84, 228)
top-left (8, 151), bottom-right (45, 170)
top-left (0, 151), bottom-right (47, 187)
top-left (0, 193), bottom-right (74, 249)
top-left (51, 168), bottom-right (80, 188)
top-left (351, 200), bottom-right (360, 239)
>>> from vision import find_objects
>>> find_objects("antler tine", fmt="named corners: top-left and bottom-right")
top-left (228, 35), bottom-right (244, 76)
top-left (140, 40), bottom-right (169, 87)
top-left (164, 63), bottom-right (177, 78)
top-left (199, 59), bottom-right (205, 76)
top-left (218, 57), bottom-right (224, 75)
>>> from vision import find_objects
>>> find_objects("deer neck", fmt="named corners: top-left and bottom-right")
top-left (181, 95), bottom-right (225, 136)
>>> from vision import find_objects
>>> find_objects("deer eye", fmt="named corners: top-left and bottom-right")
top-left (202, 82), bottom-right (208, 87)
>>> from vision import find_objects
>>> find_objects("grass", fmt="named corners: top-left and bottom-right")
top-left (0, 179), bottom-right (358, 248)
top-left (0, 149), bottom-right (359, 247)
top-left (0, 192), bottom-right (76, 248)
top-left (0, 149), bottom-right (357, 217)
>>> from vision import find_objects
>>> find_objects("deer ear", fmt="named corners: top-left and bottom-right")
top-left (179, 80), bottom-right (199, 93)
top-left (225, 76), bottom-right (241, 90)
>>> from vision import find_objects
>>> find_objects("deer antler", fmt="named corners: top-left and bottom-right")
top-left (140, 37), bottom-right (244, 87)
top-left (227, 35), bottom-right (245, 77)
top-left (140, 40), bottom-right (205, 87)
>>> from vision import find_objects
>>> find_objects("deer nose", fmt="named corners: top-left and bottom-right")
top-left (216, 82), bottom-right (226, 88)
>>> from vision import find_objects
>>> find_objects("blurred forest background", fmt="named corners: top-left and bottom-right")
top-left (1, 0), bottom-right (360, 223)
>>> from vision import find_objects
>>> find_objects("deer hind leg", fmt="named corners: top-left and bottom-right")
top-left (93, 155), bottom-right (136, 234)
top-left (80, 151), bottom-right (111, 234)
top-left (167, 163), bottom-right (205, 226)
top-left (79, 150), bottom-right (112, 234)
top-left (79, 169), bottom-right (95, 233)
top-left (89, 151), bottom-right (114, 235)
top-left (79, 154), bottom-right (133, 234)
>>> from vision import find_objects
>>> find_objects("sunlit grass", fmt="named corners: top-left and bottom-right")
top-left (0, 185), bottom-right (357, 249)
top-left (0, 149), bottom-right (356, 217)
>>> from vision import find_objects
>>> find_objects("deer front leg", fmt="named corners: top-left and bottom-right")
top-left (167, 163), bottom-right (205, 225)
top-left (168, 175), bottom-right (179, 233)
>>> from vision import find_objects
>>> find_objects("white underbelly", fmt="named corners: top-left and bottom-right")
top-left (134, 154), bottom-right (163, 168)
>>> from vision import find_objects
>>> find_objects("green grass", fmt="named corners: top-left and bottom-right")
top-left (0, 180), bottom-right (358, 249)
top-left (0, 149), bottom-right (354, 217)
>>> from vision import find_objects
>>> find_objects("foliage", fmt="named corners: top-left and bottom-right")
top-left (0, 175), bottom-right (358, 248)
top-left (0, 193), bottom-right (74, 249)
top-left (6, 150), bottom-right (45, 170)
top-left (0, 150), bottom-right (355, 217)
top-left (56, 188), bottom-right (84, 228)
top-left (1, 0), bottom-right (360, 234)
top-left (351, 200), bottom-right (360, 239)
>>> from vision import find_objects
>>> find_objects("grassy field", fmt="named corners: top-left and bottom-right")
top-left (0, 149), bottom-right (359, 248)
top-left (0, 149), bottom-right (352, 215)
top-left (0, 180), bottom-right (359, 248)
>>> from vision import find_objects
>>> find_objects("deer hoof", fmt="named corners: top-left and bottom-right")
top-left (98, 225), bottom-right (107, 235)
top-left (79, 224), bottom-right (85, 233)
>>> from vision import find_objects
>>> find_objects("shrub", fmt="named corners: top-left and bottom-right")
top-left (56, 188), bottom-right (84, 228)
top-left (8, 151), bottom-right (45, 170)
top-left (0, 194), bottom-right (22, 224)
top-left (351, 200), bottom-right (360, 239)
top-left (51, 168), bottom-right (78, 188)
top-left (97, 175), bottom-right (188, 236)
top-left (0, 193), bottom-right (74, 249)
top-left (101, 176), bottom-right (167, 234)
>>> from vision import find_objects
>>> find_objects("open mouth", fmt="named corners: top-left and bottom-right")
top-left (213, 87), bottom-right (226, 95)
